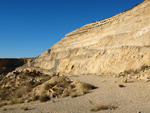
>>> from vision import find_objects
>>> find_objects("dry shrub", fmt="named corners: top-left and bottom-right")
top-left (44, 77), bottom-right (74, 98)
top-left (17, 98), bottom-right (25, 104)
top-left (9, 100), bottom-right (16, 105)
top-left (90, 104), bottom-right (117, 112)
top-left (62, 86), bottom-right (73, 98)
top-left (0, 102), bottom-right (6, 108)
top-left (55, 88), bottom-right (63, 96)
top-left (67, 85), bottom-right (73, 93)
top-left (57, 79), bottom-right (69, 88)
top-left (21, 106), bottom-right (29, 111)
top-left (50, 77), bottom-right (67, 85)
top-left (12, 86), bottom-right (29, 99)
top-left (80, 82), bottom-right (96, 90)
top-left (0, 90), bottom-right (10, 100)
top-left (49, 76), bottom-right (70, 88)
top-left (10, 98), bottom-right (25, 105)
top-left (33, 95), bottom-right (39, 101)
top-left (44, 82), bottom-right (56, 90)
top-left (76, 82), bottom-right (96, 95)
top-left (141, 65), bottom-right (149, 71)
top-left (62, 90), bottom-right (69, 98)
top-left (39, 94), bottom-right (50, 102)
top-left (90, 104), bottom-right (109, 112)
top-left (71, 92), bottom-right (79, 98)
top-left (64, 82), bottom-right (96, 98)
top-left (8, 86), bottom-right (32, 104)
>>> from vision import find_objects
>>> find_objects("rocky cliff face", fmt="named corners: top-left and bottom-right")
top-left (32, 0), bottom-right (150, 75)
top-left (0, 58), bottom-right (30, 75)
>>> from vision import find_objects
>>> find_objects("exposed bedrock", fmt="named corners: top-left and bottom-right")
top-left (0, 58), bottom-right (31, 75)
top-left (32, 0), bottom-right (150, 75)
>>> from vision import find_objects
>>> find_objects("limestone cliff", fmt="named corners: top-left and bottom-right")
top-left (32, 0), bottom-right (150, 75)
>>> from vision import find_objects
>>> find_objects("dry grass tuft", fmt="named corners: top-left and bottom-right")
top-left (0, 102), bottom-right (7, 108)
top-left (39, 94), bottom-right (50, 102)
top-left (75, 82), bottom-right (97, 96)
top-left (141, 65), bottom-right (149, 71)
top-left (21, 106), bottom-right (29, 111)
top-left (44, 81), bottom-right (57, 90)
top-left (62, 91), bottom-right (69, 98)
top-left (90, 104), bottom-right (117, 112)
top-left (71, 92), bottom-right (79, 98)
top-left (80, 82), bottom-right (96, 90)
top-left (33, 95), bottom-right (39, 101)
top-left (62, 86), bottom-right (73, 98)
top-left (57, 79), bottom-right (70, 88)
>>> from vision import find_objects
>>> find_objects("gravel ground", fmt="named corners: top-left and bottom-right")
top-left (1, 75), bottom-right (150, 113)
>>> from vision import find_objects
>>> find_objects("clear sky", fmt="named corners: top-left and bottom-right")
top-left (0, 0), bottom-right (144, 58)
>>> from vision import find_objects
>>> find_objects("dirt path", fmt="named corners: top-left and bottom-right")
top-left (1, 75), bottom-right (150, 113)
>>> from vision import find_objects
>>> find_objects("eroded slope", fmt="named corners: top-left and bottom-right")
top-left (33, 0), bottom-right (150, 75)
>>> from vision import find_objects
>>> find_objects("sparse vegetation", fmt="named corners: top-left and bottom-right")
top-left (21, 106), bottom-right (29, 111)
top-left (39, 94), bottom-right (50, 102)
top-left (80, 82), bottom-right (96, 90)
top-left (71, 92), bottom-right (80, 98)
top-left (0, 69), bottom-right (96, 107)
top-left (0, 69), bottom-right (53, 106)
top-left (42, 77), bottom-right (96, 99)
top-left (0, 102), bottom-right (6, 108)
top-left (62, 90), bottom-right (70, 98)
top-left (44, 83), bottom-right (54, 90)
top-left (124, 69), bottom-right (133, 75)
top-left (75, 82), bottom-right (96, 95)
top-left (118, 65), bottom-right (150, 79)
top-left (123, 69), bottom-right (140, 75)
top-left (57, 79), bottom-right (70, 88)
top-left (33, 95), bottom-right (39, 101)
top-left (90, 104), bottom-right (117, 112)
top-left (141, 65), bottom-right (150, 71)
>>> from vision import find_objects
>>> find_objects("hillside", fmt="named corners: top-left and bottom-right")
top-left (29, 0), bottom-right (150, 76)
top-left (1, 1), bottom-right (150, 112)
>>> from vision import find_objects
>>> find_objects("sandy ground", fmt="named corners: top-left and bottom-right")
top-left (1, 75), bottom-right (150, 113)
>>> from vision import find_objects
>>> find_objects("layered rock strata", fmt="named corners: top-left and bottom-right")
top-left (32, 0), bottom-right (150, 75)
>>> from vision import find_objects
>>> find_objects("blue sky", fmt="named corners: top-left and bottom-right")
top-left (0, 0), bottom-right (144, 58)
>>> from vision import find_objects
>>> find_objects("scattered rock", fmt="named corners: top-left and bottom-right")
top-left (121, 78), bottom-right (127, 83)
top-left (119, 84), bottom-right (126, 88)
top-left (113, 75), bottom-right (116, 78)
top-left (101, 80), bottom-right (105, 83)
top-left (132, 76), bottom-right (138, 80)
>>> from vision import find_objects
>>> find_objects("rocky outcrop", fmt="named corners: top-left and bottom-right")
top-left (31, 0), bottom-right (150, 75)
top-left (0, 58), bottom-right (32, 75)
